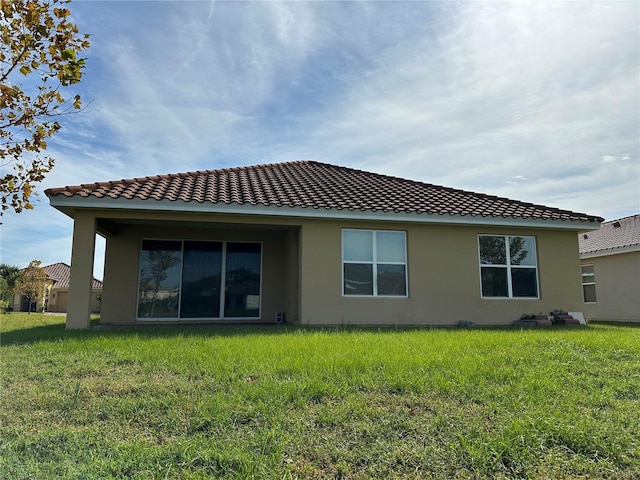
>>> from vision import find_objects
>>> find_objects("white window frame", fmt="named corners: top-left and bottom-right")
top-left (478, 234), bottom-right (540, 299)
top-left (136, 239), bottom-right (263, 321)
top-left (342, 229), bottom-right (408, 297)
top-left (581, 264), bottom-right (597, 303)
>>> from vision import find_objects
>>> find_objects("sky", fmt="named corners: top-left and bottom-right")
top-left (1, 0), bottom-right (639, 280)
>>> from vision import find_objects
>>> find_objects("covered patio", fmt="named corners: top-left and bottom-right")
top-left (62, 209), bottom-right (301, 329)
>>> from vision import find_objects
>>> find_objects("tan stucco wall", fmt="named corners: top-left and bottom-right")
top-left (80, 207), bottom-right (586, 326)
top-left (580, 251), bottom-right (640, 322)
top-left (48, 290), bottom-right (68, 313)
top-left (299, 220), bottom-right (584, 326)
top-left (56, 291), bottom-right (68, 312)
top-left (284, 227), bottom-right (301, 323)
top-left (47, 289), bottom-right (101, 313)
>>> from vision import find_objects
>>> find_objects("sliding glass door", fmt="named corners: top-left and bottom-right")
top-left (181, 241), bottom-right (223, 318)
top-left (137, 240), bottom-right (262, 320)
top-left (224, 242), bottom-right (261, 318)
top-left (137, 240), bottom-right (182, 318)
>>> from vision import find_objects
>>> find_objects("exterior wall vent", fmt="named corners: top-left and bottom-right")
top-left (275, 312), bottom-right (286, 324)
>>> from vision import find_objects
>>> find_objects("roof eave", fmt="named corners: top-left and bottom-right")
top-left (47, 195), bottom-right (602, 231)
top-left (580, 244), bottom-right (640, 258)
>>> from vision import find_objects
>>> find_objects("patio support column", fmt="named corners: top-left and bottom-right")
top-left (66, 211), bottom-right (96, 329)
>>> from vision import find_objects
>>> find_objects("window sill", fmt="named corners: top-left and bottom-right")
top-left (481, 297), bottom-right (540, 300)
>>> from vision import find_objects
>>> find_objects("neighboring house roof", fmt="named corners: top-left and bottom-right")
top-left (579, 214), bottom-right (640, 257)
top-left (43, 262), bottom-right (103, 290)
top-left (45, 161), bottom-right (603, 227)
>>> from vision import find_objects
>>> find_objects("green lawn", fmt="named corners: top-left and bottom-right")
top-left (1, 313), bottom-right (639, 479)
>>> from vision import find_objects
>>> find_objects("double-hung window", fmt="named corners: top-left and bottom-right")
top-left (478, 235), bottom-right (539, 298)
top-left (342, 229), bottom-right (407, 297)
top-left (581, 265), bottom-right (596, 303)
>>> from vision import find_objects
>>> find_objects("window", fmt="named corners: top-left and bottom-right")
top-left (581, 265), bottom-right (596, 303)
top-left (478, 235), bottom-right (538, 298)
top-left (137, 240), bottom-right (261, 319)
top-left (137, 240), bottom-right (182, 318)
top-left (342, 229), bottom-right (407, 296)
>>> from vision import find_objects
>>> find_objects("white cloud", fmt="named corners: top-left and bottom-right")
top-left (507, 176), bottom-right (527, 185)
top-left (602, 154), bottom-right (631, 163)
top-left (286, 1), bottom-right (638, 212)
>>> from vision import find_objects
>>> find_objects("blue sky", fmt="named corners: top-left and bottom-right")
top-left (1, 0), bottom-right (639, 279)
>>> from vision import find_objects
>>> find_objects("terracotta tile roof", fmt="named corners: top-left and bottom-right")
top-left (45, 160), bottom-right (603, 223)
top-left (42, 262), bottom-right (103, 289)
top-left (579, 214), bottom-right (640, 255)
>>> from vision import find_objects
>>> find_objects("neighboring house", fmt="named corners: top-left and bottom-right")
top-left (13, 275), bottom-right (51, 313)
top-left (578, 215), bottom-right (640, 322)
top-left (45, 161), bottom-right (602, 329)
top-left (13, 262), bottom-right (103, 314)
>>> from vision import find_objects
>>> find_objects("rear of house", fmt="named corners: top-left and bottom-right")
top-left (45, 161), bottom-right (603, 329)
top-left (579, 215), bottom-right (640, 323)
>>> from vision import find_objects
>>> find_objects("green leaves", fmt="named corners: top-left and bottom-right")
top-left (60, 48), bottom-right (75, 61)
top-left (13, 259), bottom-right (49, 310)
top-left (0, 0), bottom-right (90, 215)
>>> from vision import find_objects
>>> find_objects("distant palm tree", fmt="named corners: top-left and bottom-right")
top-left (0, 263), bottom-right (21, 310)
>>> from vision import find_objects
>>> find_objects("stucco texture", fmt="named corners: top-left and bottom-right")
top-left (581, 251), bottom-right (640, 322)
top-left (84, 209), bottom-right (586, 327)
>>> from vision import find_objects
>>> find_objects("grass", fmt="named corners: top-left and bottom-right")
top-left (1, 313), bottom-right (639, 479)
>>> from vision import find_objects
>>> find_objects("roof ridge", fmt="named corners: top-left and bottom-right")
top-left (601, 213), bottom-right (640, 224)
top-left (44, 262), bottom-right (70, 268)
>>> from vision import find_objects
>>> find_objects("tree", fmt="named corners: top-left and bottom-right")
top-left (0, 278), bottom-right (10, 311)
top-left (0, 263), bottom-right (21, 309)
top-left (1, 0), bottom-right (90, 214)
top-left (14, 259), bottom-right (49, 312)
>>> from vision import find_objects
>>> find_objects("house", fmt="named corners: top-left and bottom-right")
top-left (13, 262), bottom-right (103, 313)
top-left (42, 262), bottom-right (103, 314)
top-left (45, 160), bottom-right (603, 330)
top-left (578, 214), bottom-right (640, 322)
